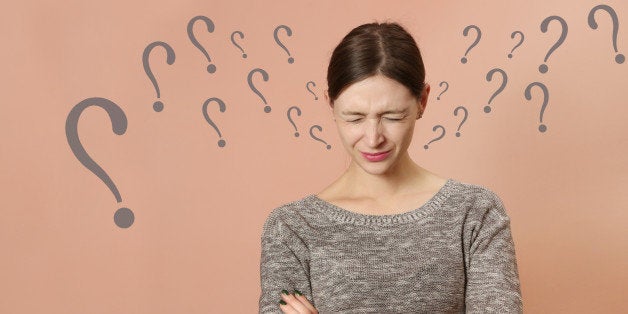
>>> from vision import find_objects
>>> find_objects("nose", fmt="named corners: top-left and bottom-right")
top-left (364, 118), bottom-right (385, 147)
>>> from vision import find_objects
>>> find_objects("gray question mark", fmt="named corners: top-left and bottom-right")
top-left (309, 125), bottom-right (331, 149)
top-left (437, 81), bottom-right (449, 100)
top-left (202, 97), bottom-right (227, 147)
top-left (142, 41), bottom-right (176, 113)
top-left (539, 15), bottom-right (568, 73)
top-left (524, 82), bottom-right (550, 133)
top-left (274, 25), bottom-right (294, 64)
top-left (65, 97), bottom-right (134, 228)
top-left (461, 25), bottom-right (481, 64)
top-left (485, 68), bottom-right (508, 113)
top-left (306, 81), bottom-right (318, 100)
top-left (588, 4), bottom-right (625, 64)
top-left (287, 106), bottom-right (302, 137)
top-left (424, 125), bottom-right (446, 149)
top-left (508, 31), bottom-right (525, 58)
top-left (230, 31), bottom-right (248, 58)
top-left (454, 106), bottom-right (468, 137)
top-left (247, 68), bottom-right (271, 113)
top-left (187, 15), bottom-right (216, 74)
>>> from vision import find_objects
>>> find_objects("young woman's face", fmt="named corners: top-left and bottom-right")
top-left (331, 74), bottom-right (429, 175)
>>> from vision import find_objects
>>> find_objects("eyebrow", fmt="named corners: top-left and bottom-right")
top-left (341, 108), bottom-right (408, 115)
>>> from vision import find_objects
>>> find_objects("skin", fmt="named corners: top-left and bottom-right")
top-left (279, 74), bottom-right (447, 313)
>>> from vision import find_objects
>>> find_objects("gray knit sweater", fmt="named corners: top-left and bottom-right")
top-left (259, 178), bottom-right (523, 313)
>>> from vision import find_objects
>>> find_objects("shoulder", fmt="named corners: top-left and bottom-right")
top-left (261, 194), bottom-right (316, 236)
top-left (448, 178), bottom-right (511, 221)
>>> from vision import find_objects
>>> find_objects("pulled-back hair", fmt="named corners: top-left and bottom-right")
top-left (327, 22), bottom-right (426, 105)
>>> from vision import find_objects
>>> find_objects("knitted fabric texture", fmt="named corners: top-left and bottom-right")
top-left (259, 178), bottom-right (523, 313)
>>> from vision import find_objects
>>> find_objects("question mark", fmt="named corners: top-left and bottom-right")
top-left (461, 25), bottom-right (481, 64)
top-left (142, 41), bottom-right (176, 113)
top-left (247, 68), bottom-right (271, 113)
top-left (524, 82), bottom-right (550, 133)
top-left (274, 25), bottom-right (294, 64)
top-left (539, 15), bottom-right (568, 73)
top-left (588, 4), bottom-right (625, 64)
top-left (437, 81), bottom-right (449, 100)
top-left (485, 68), bottom-right (508, 113)
top-left (202, 97), bottom-right (227, 147)
top-left (508, 31), bottom-right (525, 58)
top-left (453, 106), bottom-right (468, 137)
top-left (187, 15), bottom-right (217, 74)
top-left (309, 125), bottom-right (331, 149)
top-left (306, 81), bottom-right (318, 100)
top-left (230, 30), bottom-right (248, 58)
top-left (65, 97), bottom-right (134, 228)
top-left (287, 106), bottom-right (302, 137)
top-left (423, 125), bottom-right (446, 150)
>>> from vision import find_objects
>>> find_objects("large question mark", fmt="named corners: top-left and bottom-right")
top-left (485, 68), bottom-right (508, 113)
top-left (461, 25), bottom-right (481, 64)
top-left (306, 81), bottom-right (318, 100)
top-left (142, 41), bottom-right (176, 113)
top-left (454, 106), bottom-right (468, 137)
top-left (287, 106), bottom-right (301, 137)
top-left (202, 97), bottom-right (227, 147)
top-left (437, 81), bottom-right (449, 100)
top-left (508, 31), bottom-right (525, 59)
top-left (274, 25), bottom-right (294, 64)
top-left (423, 125), bottom-right (446, 149)
top-left (230, 31), bottom-right (248, 59)
top-left (247, 68), bottom-right (271, 113)
top-left (65, 97), bottom-right (134, 228)
top-left (187, 15), bottom-right (216, 74)
top-left (524, 82), bottom-right (550, 133)
top-left (588, 4), bottom-right (625, 64)
top-left (539, 16), bottom-right (568, 74)
top-left (309, 125), bottom-right (331, 149)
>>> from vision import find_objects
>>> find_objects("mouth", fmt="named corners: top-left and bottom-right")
top-left (360, 149), bottom-right (392, 162)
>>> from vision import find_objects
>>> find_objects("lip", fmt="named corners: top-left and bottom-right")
top-left (361, 149), bottom-right (392, 162)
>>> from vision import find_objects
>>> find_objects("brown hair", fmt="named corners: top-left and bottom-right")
top-left (326, 22), bottom-right (426, 106)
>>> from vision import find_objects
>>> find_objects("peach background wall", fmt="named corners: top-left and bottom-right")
top-left (2, 0), bottom-right (627, 313)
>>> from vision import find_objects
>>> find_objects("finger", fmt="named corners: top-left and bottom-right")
top-left (292, 290), bottom-right (317, 313)
top-left (278, 300), bottom-right (298, 314)
top-left (280, 291), bottom-right (310, 313)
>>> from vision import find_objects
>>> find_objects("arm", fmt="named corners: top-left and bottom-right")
top-left (465, 192), bottom-right (523, 313)
top-left (259, 209), bottom-right (314, 314)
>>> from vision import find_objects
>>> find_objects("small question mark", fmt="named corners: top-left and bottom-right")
top-left (230, 31), bottom-right (247, 58)
top-left (306, 81), bottom-right (318, 100)
top-left (65, 97), bottom-right (134, 228)
top-left (485, 68), bottom-right (508, 113)
top-left (274, 25), bottom-right (294, 64)
top-left (287, 106), bottom-right (302, 137)
top-left (187, 15), bottom-right (217, 74)
top-left (539, 15), bottom-right (568, 73)
top-left (202, 97), bottom-right (227, 147)
top-left (437, 81), bottom-right (449, 100)
top-left (309, 125), bottom-right (331, 149)
top-left (142, 41), bottom-right (176, 112)
top-left (461, 25), bottom-right (482, 64)
top-left (247, 68), bottom-right (271, 113)
top-left (524, 82), bottom-right (550, 133)
top-left (453, 106), bottom-right (468, 137)
top-left (423, 125), bottom-right (446, 149)
top-left (508, 31), bottom-right (525, 58)
top-left (588, 4), bottom-right (625, 64)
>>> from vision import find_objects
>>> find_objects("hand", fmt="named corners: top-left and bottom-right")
top-left (279, 289), bottom-right (318, 314)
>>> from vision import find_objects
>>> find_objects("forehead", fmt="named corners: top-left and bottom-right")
top-left (334, 75), bottom-right (416, 113)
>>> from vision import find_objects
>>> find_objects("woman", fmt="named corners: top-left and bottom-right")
top-left (259, 21), bottom-right (523, 313)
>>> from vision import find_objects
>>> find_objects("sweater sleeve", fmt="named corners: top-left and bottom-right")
top-left (464, 191), bottom-right (523, 313)
top-left (259, 209), bottom-right (313, 314)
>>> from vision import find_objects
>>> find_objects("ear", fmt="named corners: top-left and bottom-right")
top-left (325, 90), bottom-right (333, 109)
top-left (419, 84), bottom-right (430, 115)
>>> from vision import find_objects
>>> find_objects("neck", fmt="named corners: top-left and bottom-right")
top-left (341, 152), bottom-right (427, 199)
